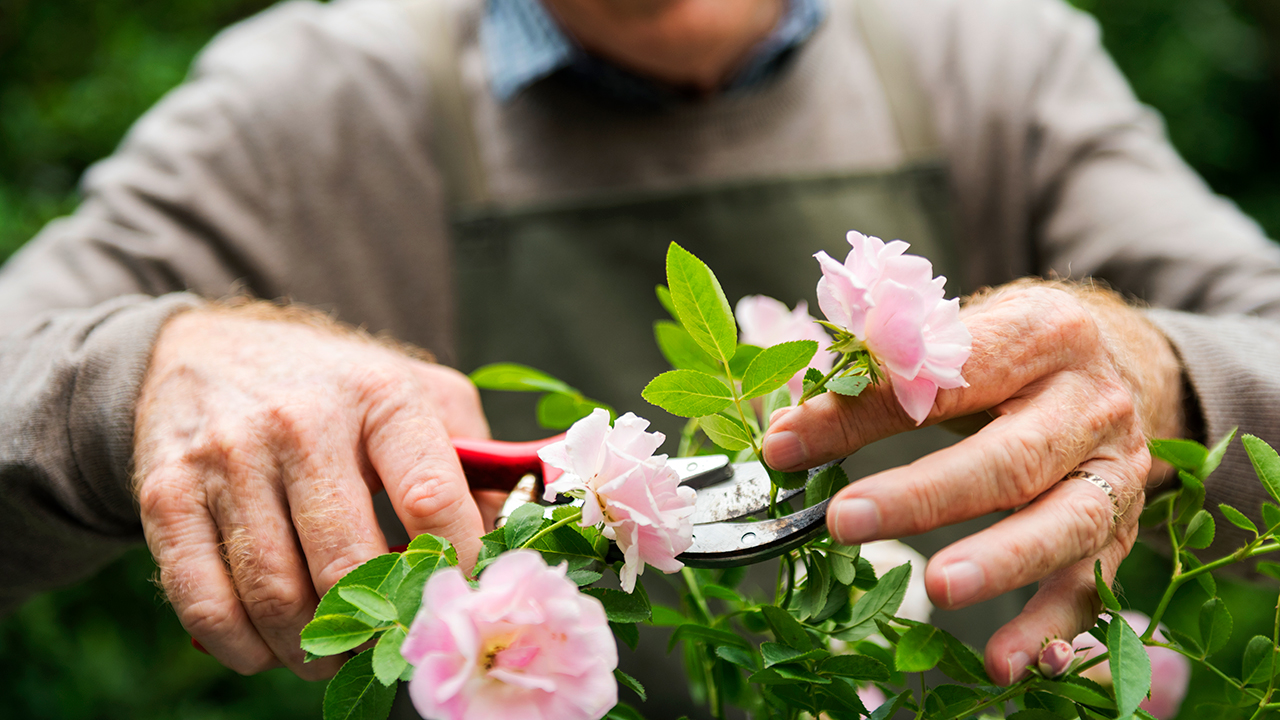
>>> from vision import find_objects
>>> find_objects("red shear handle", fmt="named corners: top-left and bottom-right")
top-left (451, 435), bottom-right (565, 493)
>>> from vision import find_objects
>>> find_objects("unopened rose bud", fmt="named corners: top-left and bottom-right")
top-left (1038, 638), bottom-right (1074, 678)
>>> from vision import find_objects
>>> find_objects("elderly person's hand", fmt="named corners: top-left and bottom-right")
top-left (133, 302), bottom-right (490, 679)
top-left (762, 279), bottom-right (1185, 685)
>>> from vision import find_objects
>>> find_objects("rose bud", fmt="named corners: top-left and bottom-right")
top-left (1038, 638), bottom-right (1074, 678)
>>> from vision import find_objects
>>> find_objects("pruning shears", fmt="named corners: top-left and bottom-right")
top-left (452, 436), bottom-right (838, 568)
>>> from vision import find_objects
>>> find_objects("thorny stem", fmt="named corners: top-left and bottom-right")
top-left (938, 678), bottom-right (1034, 720)
top-left (518, 509), bottom-right (583, 550)
top-left (798, 352), bottom-right (854, 404)
top-left (1145, 540), bottom-right (1280, 639)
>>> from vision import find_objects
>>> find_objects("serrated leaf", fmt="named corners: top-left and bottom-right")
top-left (391, 557), bottom-right (441, 624)
top-left (1244, 434), bottom-right (1280, 504)
top-left (819, 676), bottom-right (870, 713)
top-left (371, 627), bottom-right (407, 686)
top-left (1094, 560), bottom-right (1121, 612)
top-left (315, 554), bottom-right (410, 621)
top-left (503, 502), bottom-right (546, 549)
top-left (760, 641), bottom-right (830, 667)
top-left (1203, 428), bottom-right (1238, 478)
top-left (827, 375), bottom-right (871, 397)
top-left (1184, 509), bottom-right (1216, 549)
top-left (827, 544), bottom-right (859, 585)
top-left (605, 702), bottom-right (647, 720)
top-left (323, 650), bottom-right (397, 720)
top-left (610, 621), bottom-right (639, 651)
top-left (1030, 678), bottom-right (1115, 709)
top-left (801, 367), bottom-right (827, 398)
top-left (1200, 597), bottom-right (1233, 655)
top-left (1219, 503), bottom-right (1258, 535)
top-left (1174, 469), bottom-right (1206, 524)
top-left (740, 341), bottom-right (818, 399)
top-left (1139, 492), bottom-right (1176, 528)
top-left (567, 568), bottom-right (603, 586)
top-left (583, 588), bottom-right (651, 623)
top-left (767, 465), bottom-right (808, 490)
top-left (536, 392), bottom-right (609, 430)
top-left (797, 553), bottom-right (831, 621)
top-left (301, 615), bottom-right (378, 657)
top-left (805, 465), bottom-right (849, 508)
top-left (1109, 614), bottom-right (1153, 716)
top-left (895, 624), bottom-right (945, 672)
top-left (654, 320), bottom-right (720, 374)
top-left (1257, 562), bottom-right (1280, 582)
top-left (1265, 503), bottom-right (1280, 532)
top-left (337, 586), bottom-right (398, 624)
top-left (641, 369), bottom-right (734, 418)
top-left (404, 533), bottom-right (458, 569)
top-left (669, 623), bottom-right (753, 651)
top-left (762, 387), bottom-right (793, 429)
top-left (819, 654), bottom-right (890, 681)
top-left (847, 564), bottom-right (911, 628)
top-left (728, 344), bottom-right (764, 378)
top-left (614, 668), bottom-right (646, 701)
top-left (715, 645), bottom-right (762, 671)
top-left (469, 362), bottom-right (573, 394)
top-left (1242, 635), bottom-right (1275, 684)
top-left (666, 243), bottom-right (737, 363)
top-left (869, 691), bottom-right (909, 720)
top-left (699, 413), bottom-right (753, 451)
top-left (937, 631), bottom-right (991, 684)
top-left (762, 606), bottom-right (814, 650)
top-left (655, 284), bottom-right (677, 321)
top-left (1148, 438), bottom-right (1208, 474)
top-left (527, 521), bottom-right (606, 567)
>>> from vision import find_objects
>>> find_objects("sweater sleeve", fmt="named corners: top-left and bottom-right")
top-left (894, 0), bottom-right (1280, 557)
top-left (0, 0), bottom-right (445, 613)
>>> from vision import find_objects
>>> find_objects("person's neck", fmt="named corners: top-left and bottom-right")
top-left (539, 0), bottom-right (784, 93)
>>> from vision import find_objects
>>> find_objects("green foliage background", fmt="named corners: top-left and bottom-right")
top-left (1, 0), bottom-right (1278, 718)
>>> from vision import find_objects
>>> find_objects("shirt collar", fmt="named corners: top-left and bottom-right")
top-left (481, 0), bottom-right (828, 104)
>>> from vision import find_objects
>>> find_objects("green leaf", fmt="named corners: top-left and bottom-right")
top-left (610, 621), bottom-right (639, 651)
top-left (392, 557), bottom-right (439, 624)
top-left (1219, 503), bottom-right (1258, 535)
top-left (827, 374), bottom-right (871, 397)
top-left (701, 584), bottom-right (743, 603)
top-left (851, 555), bottom-right (878, 590)
top-left (1244, 434), bottom-right (1280, 504)
top-left (1148, 438), bottom-right (1208, 474)
top-left (337, 586), bottom-right (398, 624)
top-left (761, 641), bottom-right (830, 667)
top-left (767, 465), bottom-right (808, 490)
top-left (1165, 628), bottom-right (1202, 655)
top-left (665, 243), bottom-right (737, 363)
top-left (806, 465), bottom-right (850, 508)
top-left (1265, 503), bottom-right (1280, 532)
top-left (937, 631), bottom-right (992, 684)
top-left (469, 362), bottom-right (573, 394)
top-left (641, 369), bottom-right (734, 418)
top-left (583, 588), bottom-right (651, 624)
top-left (503, 502), bottom-right (546, 549)
top-left (869, 691), bottom-right (910, 720)
top-left (1203, 428), bottom-right (1238, 478)
top-left (1094, 560), bottom-right (1121, 613)
top-left (1257, 562), bottom-right (1280, 582)
top-left (371, 627), bottom-right (407, 687)
top-left (403, 533), bottom-right (458, 569)
top-left (1030, 679), bottom-right (1115, 710)
top-left (315, 554), bottom-right (410, 620)
top-left (1183, 509), bottom-right (1216, 549)
top-left (728, 344), bottom-right (764, 378)
top-left (669, 623), bottom-right (753, 651)
top-left (1242, 635), bottom-right (1276, 684)
top-left (301, 615), bottom-right (378, 657)
top-left (762, 606), bottom-right (815, 650)
top-left (567, 568), bottom-right (603, 586)
top-left (654, 320), bottom-right (720, 374)
top-left (699, 414), bottom-right (753, 451)
top-left (895, 624), bottom-right (945, 672)
top-left (322, 650), bottom-right (397, 720)
top-left (819, 654), bottom-right (890, 682)
top-left (801, 367), bottom-right (827, 398)
top-left (762, 387), bottom-right (792, 429)
top-left (536, 392), bottom-right (609, 430)
top-left (605, 701), bottom-right (647, 720)
top-left (797, 553), bottom-right (831, 621)
top-left (1200, 597), bottom-right (1233, 655)
top-left (655, 284), bottom-right (677, 321)
top-left (758, 664), bottom-right (831, 684)
top-left (826, 544), bottom-right (859, 585)
top-left (614, 668), bottom-right (646, 701)
top-left (527, 520), bottom-right (606, 568)
top-left (1006, 711), bottom-right (1071, 720)
top-left (1108, 613), bottom-right (1153, 717)
top-left (847, 564), bottom-right (911, 628)
top-left (1139, 492), bottom-right (1176, 528)
top-left (819, 676), bottom-right (870, 714)
top-left (740, 341), bottom-right (818, 399)
top-left (715, 645), bottom-right (762, 671)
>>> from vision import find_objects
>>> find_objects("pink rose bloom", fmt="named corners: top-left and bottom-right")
top-left (400, 550), bottom-right (618, 720)
top-left (538, 409), bottom-right (696, 592)
top-left (735, 295), bottom-right (836, 401)
top-left (1072, 611), bottom-right (1190, 719)
top-left (814, 231), bottom-right (971, 424)
top-left (1037, 638), bottom-right (1075, 678)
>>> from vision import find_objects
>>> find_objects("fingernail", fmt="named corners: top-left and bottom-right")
top-left (1006, 651), bottom-right (1032, 684)
top-left (762, 430), bottom-right (807, 470)
top-left (940, 561), bottom-right (985, 607)
top-left (831, 498), bottom-right (880, 544)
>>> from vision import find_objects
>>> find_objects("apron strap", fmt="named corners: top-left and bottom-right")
top-left (405, 0), bottom-right (491, 210)
top-left (852, 0), bottom-right (944, 164)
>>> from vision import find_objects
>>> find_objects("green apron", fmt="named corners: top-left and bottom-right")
top-left (402, 1), bottom-right (1031, 715)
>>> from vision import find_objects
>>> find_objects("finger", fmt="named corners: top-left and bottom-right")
top-left (138, 466), bottom-right (277, 676)
top-left (208, 438), bottom-right (344, 680)
top-left (413, 363), bottom-right (491, 440)
top-left (825, 373), bottom-right (1136, 545)
top-left (275, 405), bottom-right (388, 596)
top-left (982, 517), bottom-right (1140, 685)
top-left (922, 457), bottom-right (1143, 610)
top-left (764, 288), bottom-right (1100, 471)
top-left (473, 490), bottom-right (507, 532)
top-left (363, 386), bottom-right (485, 571)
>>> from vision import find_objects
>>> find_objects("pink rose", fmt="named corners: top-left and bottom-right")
top-left (1037, 638), bottom-right (1075, 678)
top-left (1072, 611), bottom-right (1190, 719)
top-left (400, 550), bottom-right (618, 720)
top-left (735, 295), bottom-right (836, 401)
top-left (814, 231), bottom-right (971, 424)
top-left (539, 409), bottom-right (696, 592)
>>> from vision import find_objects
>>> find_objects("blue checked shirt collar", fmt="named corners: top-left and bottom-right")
top-left (481, 0), bottom-right (827, 105)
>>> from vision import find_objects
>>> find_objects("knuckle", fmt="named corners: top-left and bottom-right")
top-left (400, 474), bottom-right (468, 523)
top-left (179, 596), bottom-right (242, 640)
top-left (998, 427), bottom-right (1052, 505)
top-left (241, 581), bottom-right (310, 627)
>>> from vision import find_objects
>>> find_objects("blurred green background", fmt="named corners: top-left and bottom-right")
top-left (1, 0), bottom-right (1278, 718)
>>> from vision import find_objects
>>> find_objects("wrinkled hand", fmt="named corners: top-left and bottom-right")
top-left (762, 280), bottom-right (1185, 685)
top-left (134, 303), bottom-right (490, 679)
